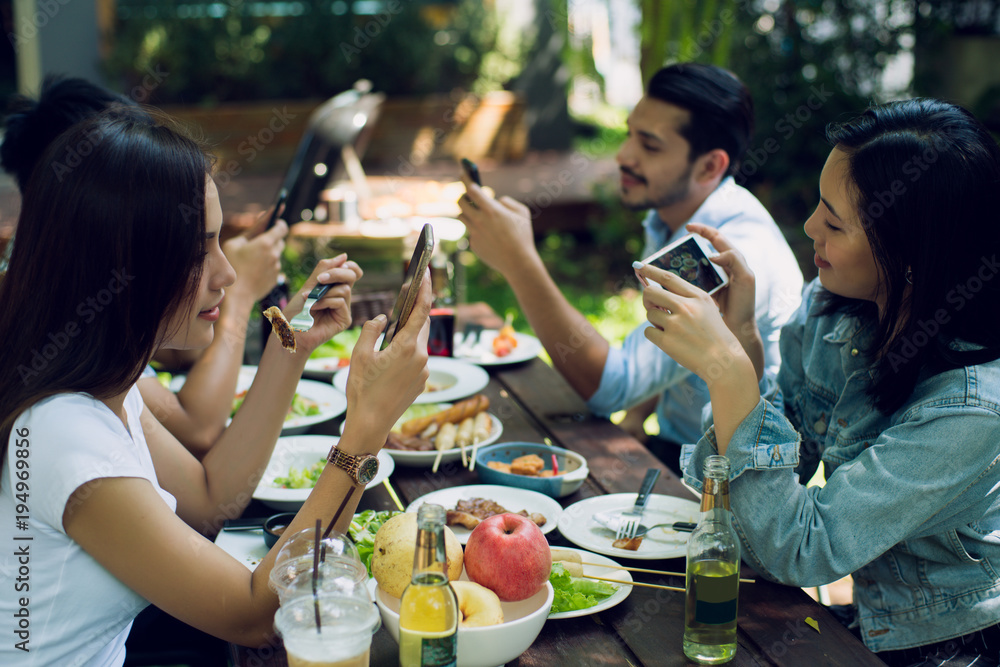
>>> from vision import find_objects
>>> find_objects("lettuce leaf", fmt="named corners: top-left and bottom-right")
top-left (348, 509), bottom-right (400, 577)
top-left (549, 562), bottom-right (618, 614)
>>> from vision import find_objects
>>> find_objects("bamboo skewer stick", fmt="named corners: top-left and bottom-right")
top-left (580, 574), bottom-right (684, 592)
top-left (590, 563), bottom-right (755, 584)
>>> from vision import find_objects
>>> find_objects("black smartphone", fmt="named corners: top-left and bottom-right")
top-left (380, 223), bottom-right (435, 350)
top-left (265, 188), bottom-right (289, 230)
top-left (461, 158), bottom-right (482, 187)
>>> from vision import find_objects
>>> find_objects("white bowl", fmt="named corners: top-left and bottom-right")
top-left (375, 581), bottom-right (554, 667)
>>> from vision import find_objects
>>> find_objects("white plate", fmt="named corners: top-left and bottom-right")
top-left (170, 365), bottom-right (347, 435)
top-left (453, 330), bottom-right (542, 367)
top-left (557, 493), bottom-right (700, 560)
top-left (405, 484), bottom-right (562, 544)
top-left (548, 547), bottom-right (633, 619)
top-left (253, 435), bottom-right (394, 511)
top-left (342, 408), bottom-right (504, 468)
top-left (332, 356), bottom-right (489, 404)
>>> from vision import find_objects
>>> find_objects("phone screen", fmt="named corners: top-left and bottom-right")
top-left (265, 188), bottom-right (289, 230)
top-left (647, 236), bottom-right (725, 294)
top-left (380, 223), bottom-right (435, 350)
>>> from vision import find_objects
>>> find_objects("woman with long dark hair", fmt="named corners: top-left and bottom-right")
top-left (0, 106), bottom-right (430, 664)
top-left (635, 98), bottom-right (1000, 665)
top-left (0, 75), bottom-right (290, 457)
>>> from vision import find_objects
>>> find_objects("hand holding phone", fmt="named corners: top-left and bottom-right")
top-left (380, 223), bottom-right (435, 350)
top-left (265, 188), bottom-right (289, 230)
top-left (636, 233), bottom-right (729, 295)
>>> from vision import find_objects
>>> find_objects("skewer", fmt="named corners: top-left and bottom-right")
top-left (469, 439), bottom-right (479, 471)
top-left (432, 447), bottom-right (445, 474)
top-left (580, 573), bottom-right (683, 592)
top-left (382, 479), bottom-right (404, 512)
top-left (567, 560), bottom-right (754, 584)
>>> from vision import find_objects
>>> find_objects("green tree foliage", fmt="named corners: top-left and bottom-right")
top-left (106, 0), bottom-right (493, 104)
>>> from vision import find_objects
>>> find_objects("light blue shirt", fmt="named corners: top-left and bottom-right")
top-left (683, 281), bottom-right (1000, 652)
top-left (587, 176), bottom-right (804, 445)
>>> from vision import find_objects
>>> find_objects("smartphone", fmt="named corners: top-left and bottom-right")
top-left (639, 233), bottom-right (729, 295)
top-left (265, 188), bottom-right (289, 230)
top-left (380, 223), bottom-right (435, 350)
top-left (461, 158), bottom-right (482, 187)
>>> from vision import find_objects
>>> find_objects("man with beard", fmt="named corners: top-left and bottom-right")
top-left (458, 63), bottom-right (803, 474)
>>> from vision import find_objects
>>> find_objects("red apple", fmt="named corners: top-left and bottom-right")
top-left (464, 513), bottom-right (552, 601)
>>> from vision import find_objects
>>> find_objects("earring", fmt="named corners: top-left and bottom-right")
top-left (905, 268), bottom-right (913, 285)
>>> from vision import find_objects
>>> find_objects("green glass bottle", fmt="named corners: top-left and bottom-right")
top-left (683, 455), bottom-right (740, 664)
top-left (398, 503), bottom-right (458, 667)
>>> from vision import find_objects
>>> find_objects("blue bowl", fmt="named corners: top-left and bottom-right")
top-left (474, 442), bottom-right (589, 498)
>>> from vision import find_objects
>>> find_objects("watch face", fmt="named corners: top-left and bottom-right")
top-left (357, 457), bottom-right (379, 485)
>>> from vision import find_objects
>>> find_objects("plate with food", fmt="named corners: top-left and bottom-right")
top-left (253, 435), bottom-right (394, 511)
top-left (453, 329), bottom-right (543, 367)
top-left (343, 395), bottom-right (502, 468)
top-left (303, 328), bottom-right (362, 377)
top-left (170, 365), bottom-right (347, 435)
top-left (547, 547), bottom-right (632, 619)
top-left (557, 493), bottom-right (700, 560)
top-left (405, 484), bottom-right (562, 545)
top-left (332, 356), bottom-right (489, 404)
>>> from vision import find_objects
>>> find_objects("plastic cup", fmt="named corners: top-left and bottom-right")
top-left (274, 528), bottom-right (361, 568)
top-left (269, 555), bottom-right (368, 606)
top-left (274, 593), bottom-right (380, 667)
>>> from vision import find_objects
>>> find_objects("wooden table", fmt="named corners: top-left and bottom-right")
top-left (230, 349), bottom-right (886, 666)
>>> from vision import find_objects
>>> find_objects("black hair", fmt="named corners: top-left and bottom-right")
top-left (646, 63), bottom-right (754, 176)
top-left (821, 98), bottom-right (1000, 414)
top-left (1, 75), bottom-right (139, 192)
top-left (0, 106), bottom-right (212, 466)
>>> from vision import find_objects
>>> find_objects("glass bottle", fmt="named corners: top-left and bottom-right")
top-left (398, 503), bottom-right (458, 667)
top-left (683, 455), bottom-right (740, 664)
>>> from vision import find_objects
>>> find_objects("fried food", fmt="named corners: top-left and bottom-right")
top-left (510, 454), bottom-right (545, 476)
top-left (611, 536), bottom-right (643, 551)
top-left (401, 394), bottom-right (489, 436)
top-left (263, 306), bottom-right (297, 353)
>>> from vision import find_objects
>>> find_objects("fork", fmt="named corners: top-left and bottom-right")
top-left (289, 282), bottom-right (333, 330)
top-left (456, 322), bottom-right (483, 354)
top-left (615, 468), bottom-right (662, 540)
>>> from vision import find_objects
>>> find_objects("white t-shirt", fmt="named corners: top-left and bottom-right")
top-left (0, 386), bottom-right (177, 666)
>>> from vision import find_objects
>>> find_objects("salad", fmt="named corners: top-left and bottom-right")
top-left (548, 562), bottom-right (618, 614)
top-left (348, 509), bottom-right (400, 577)
top-left (231, 391), bottom-right (321, 421)
top-left (271, 459), bottom-right (325, 489)
top-left (309, 328), bottom-right (363, 367)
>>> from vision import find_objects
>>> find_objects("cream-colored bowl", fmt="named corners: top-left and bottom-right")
top-left (375, 580), bottom-right (554, 667)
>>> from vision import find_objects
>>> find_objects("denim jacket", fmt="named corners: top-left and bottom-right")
top-left (588, 177), bottom-right (803, 444)
top-left (682, 280), bottom-right (1000, 653)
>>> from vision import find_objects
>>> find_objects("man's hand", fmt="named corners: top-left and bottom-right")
top-left (457, 175), bottom-right (539, 277)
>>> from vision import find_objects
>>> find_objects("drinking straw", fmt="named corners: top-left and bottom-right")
top-left (321, 485), bottom-right (357, 544)
top-left (551, 454), bottom-right (559, 475)
top-left (312, 519), bottom-right (322, 633)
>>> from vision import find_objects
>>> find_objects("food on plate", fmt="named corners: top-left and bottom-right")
top-left (464, 513), bottom-right (552, 601)
top-left (487, 453), bottom-right (565, 477)
top-left (385, 431), bottom-right (435, 452)
top-left (491, 323), bottom-right (518, 358)
top-left (548, 561), bottom-right (618, 614)
top-left (371, 512), bottom-right (463, 598)
top-left (611, 535), bottom-right (644, 551)
top-left (444, 497), bottom-right (547, 529)
top-left (271, 459), bottom-right (325, 489)
top-left (450, 581), bottom-right (504, 627)
top-left (348, 509), bottom-right (400, 577)
top-left (263, 306), bottom-right (297, 352)
top-left (308, 328), bottom-right (362, 367)
top-left (400, 394), bottom-right (490, 437)
top-left (232, 391), bottom-right (320, 421)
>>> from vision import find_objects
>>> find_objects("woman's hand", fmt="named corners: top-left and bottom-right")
top-left (282, 254), bottom-right (363, 354)
top-left (634, 261), bottom-right (749, 386)
top-left (223, 218), bottom-right (288, 304)
top-left (341, 275), bottom-right (433, 451)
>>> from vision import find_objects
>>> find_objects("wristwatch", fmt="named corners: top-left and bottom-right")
top-left (326, 446), bottom-right (379, 486)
